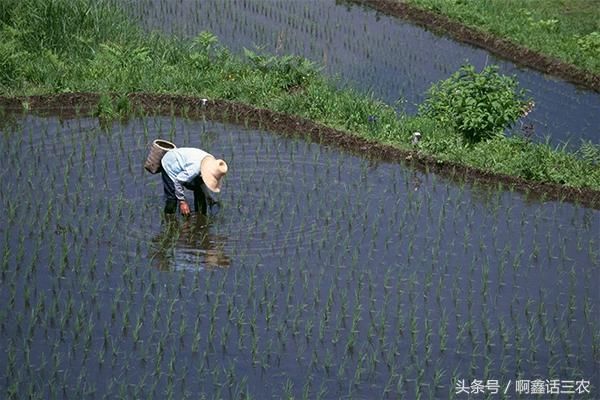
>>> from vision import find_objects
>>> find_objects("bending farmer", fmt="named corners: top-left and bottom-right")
top-left (161, 147), bottom-right (228, 216)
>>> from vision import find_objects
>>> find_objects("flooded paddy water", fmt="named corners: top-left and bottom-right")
top-left (0, 112), bottom-right (597, 398)
top-left (122, 0), bottom-right (600, 147)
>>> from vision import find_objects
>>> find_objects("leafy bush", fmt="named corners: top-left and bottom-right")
top-left (576, 32), bottom-right (600, 57)
top-left (419, 65), bottom-right (530, 142)
top-left (188, 31), bottom-right (226, 71)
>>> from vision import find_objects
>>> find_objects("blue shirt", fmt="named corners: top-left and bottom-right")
top-left (161, 147), bottom-right (210, 201)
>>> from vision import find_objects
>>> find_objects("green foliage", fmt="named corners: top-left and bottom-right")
top-left (0, 0), bottom-right (137, 92)
top-left (88, 43), bottom-right (152, 91)
top-left (578, 140), bottom-right (600, 166)
top-left (576, 32), bottom-right (600, 58)
top-left (524, 11), bottom-right (560, 32)
top-left (456, 136), bottom-right (600, 188)
top-left (0, 0), bottom-right (132, 55)
top-left (0, 35), bottom-right (24, 85)
top-left (419, 65), bottom-right (529, 142)
top-left (94, 93), bottom-right (131, 122)
top-left (244, 48), bottom-right (319, 91)
top-left (188, 31), bottom-right (228, 71)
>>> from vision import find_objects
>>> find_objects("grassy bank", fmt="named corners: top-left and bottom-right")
top-left (400, 0), bottom-right (600, 75)
top-left (1, 0), bottom-right (599, 191)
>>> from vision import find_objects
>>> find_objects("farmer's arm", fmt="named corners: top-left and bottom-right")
top-left (168, 178), bottom-right (190, 215)
top-left (172, 179), bottom-right (186, 201)
top-left (174, 164), bottom-right (201, 214)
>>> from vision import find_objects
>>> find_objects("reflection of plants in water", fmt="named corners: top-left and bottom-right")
top-left (150, 214), bottom-right (230, 270)
top-left (0, 107), bottom-right (22, 133)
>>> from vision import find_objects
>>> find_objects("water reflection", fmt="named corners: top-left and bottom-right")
top-left (150, 213), bottom-right (230, 271)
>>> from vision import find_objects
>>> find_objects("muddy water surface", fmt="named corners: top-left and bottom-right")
top-left (0, 113), bottom-right (597, 398)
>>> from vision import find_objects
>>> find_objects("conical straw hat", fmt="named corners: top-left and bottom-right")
top-left (201, 156), bottom-right (228, 193)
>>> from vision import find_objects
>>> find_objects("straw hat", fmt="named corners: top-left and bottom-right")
top-left (201, 156), bottom-right (228, 193)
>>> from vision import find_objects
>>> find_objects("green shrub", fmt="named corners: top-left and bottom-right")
top-left (243, 48), bottom-right (319, 91)
top-left (419, 64), bottom-right (530, 142)
top-left (576, 32), bottom-right (600, 57)
top-left (188, 31), bottom-right (226, 71)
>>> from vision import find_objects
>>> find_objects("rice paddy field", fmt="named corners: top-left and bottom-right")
top-left (0, 109), bottom-right (597, 398)
top-left (119, 0), bottom-right (600, 147)
top-left (1, 0), bottom-right (599, 399)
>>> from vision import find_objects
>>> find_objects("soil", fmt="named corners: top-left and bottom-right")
top-left (1, 92), bottom-right (599, 209)
top-left (357, 0), bottom-right (600, 92)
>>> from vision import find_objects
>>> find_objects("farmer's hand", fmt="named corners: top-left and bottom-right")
top-left (179, 200), bottom-right (191, 216)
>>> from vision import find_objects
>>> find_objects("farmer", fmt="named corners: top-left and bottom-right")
top-left (161, 147), bottom-right (228, 216)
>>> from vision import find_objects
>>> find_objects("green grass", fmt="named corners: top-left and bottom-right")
top-left (1, 0), bottom-right (599, 190)
top-left (401, 0), bottom-right (600, 74)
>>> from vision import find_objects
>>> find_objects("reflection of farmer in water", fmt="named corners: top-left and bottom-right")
top-left (160, 148), bottom-right (228, 216)
top-left (151, 214), bottom-right (231, 270)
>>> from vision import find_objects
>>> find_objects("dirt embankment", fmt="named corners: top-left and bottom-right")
top-left (1, 93), bottom-right (599, 209)
top-left (357, 0), bottom-right (600, 92)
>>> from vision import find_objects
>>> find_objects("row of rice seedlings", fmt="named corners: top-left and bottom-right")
top-left (64, 108), bottom-right (600, 392)
top-left (1, 112), bottom-right (597, 398)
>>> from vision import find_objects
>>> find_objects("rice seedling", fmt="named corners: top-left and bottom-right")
top-left (1, 88), bottom-right (598, 398)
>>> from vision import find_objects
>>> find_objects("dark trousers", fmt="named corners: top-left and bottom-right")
top-left (161, 168), bottom-right (208, 215)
